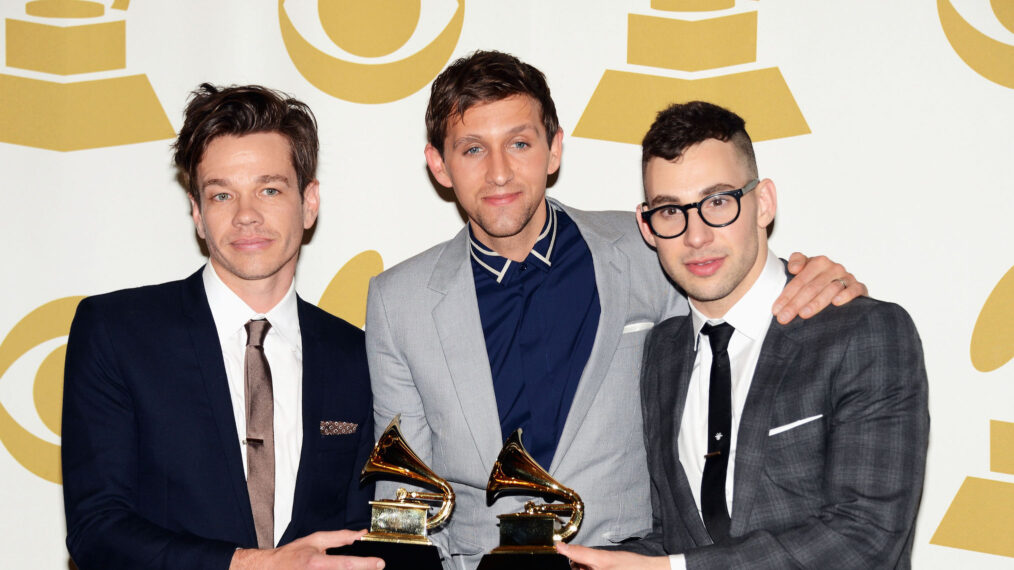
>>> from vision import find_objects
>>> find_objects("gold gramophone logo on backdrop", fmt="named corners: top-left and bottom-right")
top-left (0, 0), bottom-right (173, 151)
top-left (574, 0), bottom-right (809, 145)
top-left (0, 253), bottom-right (381, 484)
top-left (938, 0), bottom-right (1014, 88)
top-left (278, 0), bottom-right (464, 104)
top-left (932, 265), bottom-right (1014, 559)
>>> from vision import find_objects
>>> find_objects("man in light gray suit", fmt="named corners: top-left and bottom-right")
top-left (558, 102), bottom-right (928, 569)
top-left (366, 52), bottom-right (866, 570)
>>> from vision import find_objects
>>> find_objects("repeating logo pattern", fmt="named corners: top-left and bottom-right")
top-left (278, 0), bottom-right (464, 104)
top-left (938, 0), bottom-right (1014, 88)
top-left (574, 0), bottom-right (808, 145)
top-left (0, 0), bottom-right (173, 151)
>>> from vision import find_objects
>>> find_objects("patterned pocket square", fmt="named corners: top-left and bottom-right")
top-left (320, 420), bottom-right (358, 436)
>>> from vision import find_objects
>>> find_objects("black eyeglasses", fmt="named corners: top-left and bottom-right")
top-left (640, 179), bottom-right (759, 239)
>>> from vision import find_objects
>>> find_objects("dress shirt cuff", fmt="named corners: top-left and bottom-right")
top-left (670, 553), bottom-right (687, 570)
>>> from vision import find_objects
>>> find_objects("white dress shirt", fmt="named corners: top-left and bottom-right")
top-left (203, 264), bottom-right (303, 547)
top-left (670, 250), bottom-right (784, 570)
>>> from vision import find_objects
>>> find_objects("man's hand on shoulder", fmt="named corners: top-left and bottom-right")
top-left (230, 530), bottom-right (384, 570)
top-left (556, 542), bottom-right (670, 570)
top-left (773, 252), bottom-right (868, 324)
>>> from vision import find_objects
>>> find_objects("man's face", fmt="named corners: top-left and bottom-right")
top-left (191, 132), bottom-right (319, 291)
top-left (424, 95), bottom-right (562, 256)
top-left (637, 139), bottom-right (775, 318)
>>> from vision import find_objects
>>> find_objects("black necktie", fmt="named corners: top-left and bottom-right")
top-left (700, 322), bottom-right (734, 543)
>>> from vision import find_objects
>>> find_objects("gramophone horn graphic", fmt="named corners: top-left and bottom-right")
top-left (328, 415), bottom-right (451, 568)
top-left (1, 0), bottom-right (173, 151)
top-left (477, 429), bottom-right (583, 570)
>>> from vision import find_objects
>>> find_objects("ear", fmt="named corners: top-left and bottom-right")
top-left (635, 203), bottom-right (658, 249)
top-left (547, 128), bottom-right (563, 175)
top-left (424, 143), bottom-right (453, 188)
top-left (189, 194), bottom-right (206, 240)
top-left (302, 179), bottom-right (320, 229)
top-left (754, 178), bottom-right (777, 228)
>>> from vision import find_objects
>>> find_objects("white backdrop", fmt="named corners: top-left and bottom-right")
top-left (1, 1), bottom-right (1012, 567)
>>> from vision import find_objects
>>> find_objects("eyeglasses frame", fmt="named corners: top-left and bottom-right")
top-left (640, 178), bottom-right (760, 239)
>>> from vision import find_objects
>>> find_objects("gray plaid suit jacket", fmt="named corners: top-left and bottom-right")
top-left (632, 285), bottom-right (929, 569)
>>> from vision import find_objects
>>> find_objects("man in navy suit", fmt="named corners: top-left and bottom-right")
top-left (62, 85), bottom-right (384, 570)
top-left (558, 102), bottom-right (928, 569)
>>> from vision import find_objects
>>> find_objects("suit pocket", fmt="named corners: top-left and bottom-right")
top-left (617, 327), bottom-right (651, 350)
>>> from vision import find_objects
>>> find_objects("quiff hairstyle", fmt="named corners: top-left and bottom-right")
top-left (641, 101), bottom-right (758, 178)
top-left (425, 50), bottom-right (560, 155)
top-left (172, 83), bottom-right (319, 205)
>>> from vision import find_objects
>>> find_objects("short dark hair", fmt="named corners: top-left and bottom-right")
top-left (425, 50), bottom-right (559, 154)
top-left (173, 83), bottom-right (319, 204)
top-left (641, 101), bottom-right (757, 178)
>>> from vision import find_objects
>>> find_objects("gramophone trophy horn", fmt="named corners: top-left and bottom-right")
top-left (477, 429), bottom-right (584, 570)
top-left (359, 415), bottom-right (454, 544)
top-left (327, 416), bottom-right (450, 569)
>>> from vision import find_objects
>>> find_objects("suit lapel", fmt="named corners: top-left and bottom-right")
top-left (729, 318), bottom-right (799, 536)
top-left (181, 269), bottom-right (257, 545)
top-left (284, 298), bottom-right (323, 543)
top-left (549, 205), bottom-right (630, 472)
top-left (430, 227), bottom-right (504, 472)
top-left (655, 317), bottom-right (714, 546)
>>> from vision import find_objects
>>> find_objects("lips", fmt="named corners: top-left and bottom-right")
top-left (482, 191), bottom-right (521, 207)
top-left (231, 236), bottom-right (273, 251)
top-left (684, 256), bottom-right (724, 277)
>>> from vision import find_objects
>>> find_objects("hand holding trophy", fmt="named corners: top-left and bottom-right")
top-left (477, 429), bottom-right (584, 570)
top-left (328, 415), bottom-right (453, 569)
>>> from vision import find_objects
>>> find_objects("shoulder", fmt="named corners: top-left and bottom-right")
top-left (76, 275), bottom-right (192, 322)
top-left (298, 300), bottom-right (364, 341)
top-left (780, 296), bottom-right (920, 347)
top-left (371, 230), bottom-right (464, 288)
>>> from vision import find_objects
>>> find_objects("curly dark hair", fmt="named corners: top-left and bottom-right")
top-left (641, 101), bottom-right (757, 178)
top-left (425, 50), bottom-right (559, 155)
top-left (172, 83), bottom-right (319, 204)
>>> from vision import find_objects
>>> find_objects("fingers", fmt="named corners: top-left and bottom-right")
top-left (303, 529), bottom-right (368, 550)
top-left (785, 251), bottom-right (808, 275)
top-left (774, 254), bottom-right (863, 323)
top-left (327, 555), bottom-right (385, 570)
top-left (556, 543), bottom-right (599, 567)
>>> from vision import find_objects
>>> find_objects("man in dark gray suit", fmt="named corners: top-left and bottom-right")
top-left (558, 101), bottom-right (929, 569)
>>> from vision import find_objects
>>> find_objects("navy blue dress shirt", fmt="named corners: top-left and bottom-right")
top-left (470, 202), bottom-right (601, 469)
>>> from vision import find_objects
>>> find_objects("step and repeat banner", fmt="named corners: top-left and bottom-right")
top-left (1, 0), bottom-right (1011, 567)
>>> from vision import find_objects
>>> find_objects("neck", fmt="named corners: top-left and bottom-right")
top-left (210, 260), bottom-right (295, 314)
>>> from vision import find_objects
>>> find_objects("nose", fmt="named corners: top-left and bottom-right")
top-left (233, 193), bottom-right (262, 226)
top-left (682, 208), bottom-right (713, 249)
top-left (486, 148), bottom-right (514, 187)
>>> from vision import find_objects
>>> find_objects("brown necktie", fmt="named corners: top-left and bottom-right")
top-left (244, 318), bottom-right (274, 548)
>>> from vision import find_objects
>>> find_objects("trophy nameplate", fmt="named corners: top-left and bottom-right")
top-left (476, 429), bottom-right (582, 570)
top-left (327, 416), bottom-right (451, 569)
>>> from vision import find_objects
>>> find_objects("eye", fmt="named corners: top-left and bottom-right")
top-left (659, 206), bottom-right (683, 219)
top-left (211, 192), bottom-right (230, 202)
top-left (262, 187), bottom-right (280, 196)
top-left (463, 145), bottom-right (483, 156)
top-left (703, 195), bottom-right (730, 209)
top-left (510, 140), bottom-right (530, 150)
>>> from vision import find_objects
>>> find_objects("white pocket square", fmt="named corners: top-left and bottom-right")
top-left (622, 321), bottom-right (654, 334)
top-left (768, 414), bottom-right (823, 436)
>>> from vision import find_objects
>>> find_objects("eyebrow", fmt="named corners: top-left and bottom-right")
top-left (451, 123), bottom-right (538, 150)
top-left (647, 183), bottom-right (737, 207)
top-left (201, 174), bottom-right (291, 192)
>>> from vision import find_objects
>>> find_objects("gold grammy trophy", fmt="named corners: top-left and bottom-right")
top-left (327, 416), bottom-right (452, 569)
top-left (477, 429), bottom-right (583, 570)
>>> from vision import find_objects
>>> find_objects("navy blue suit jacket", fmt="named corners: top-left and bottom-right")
top-left (62, 270), bottom-right (374, 569)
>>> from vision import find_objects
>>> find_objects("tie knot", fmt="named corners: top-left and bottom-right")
top-left (701, 322), bottom-right (734, 354)
top-left (245, 318), bottom-right (271, 348)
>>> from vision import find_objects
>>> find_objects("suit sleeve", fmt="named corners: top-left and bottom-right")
top-left (364, 278), bottom-right (451, 559)
top-left (62, 299), bottom-right (238, 570)
top-left (684, 303), bottom-right (929, 569)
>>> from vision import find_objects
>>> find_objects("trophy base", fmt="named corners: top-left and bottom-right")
top-left (477, 551), bottom-right (571, 570)
top-left (327, 540), bottom-right (442, 570)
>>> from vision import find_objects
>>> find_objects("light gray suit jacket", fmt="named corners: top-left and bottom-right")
top-left (365, 199), bottom-right (684, 569)
top-left (631, 287), bottom-right (929, 569)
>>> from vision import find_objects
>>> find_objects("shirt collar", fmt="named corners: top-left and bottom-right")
top-left (689, 249), bottom-right (785, 350)
top-left (468, 200), bottom-right (558, 284)
top-left (202, 263), bottom-right (302, 349)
